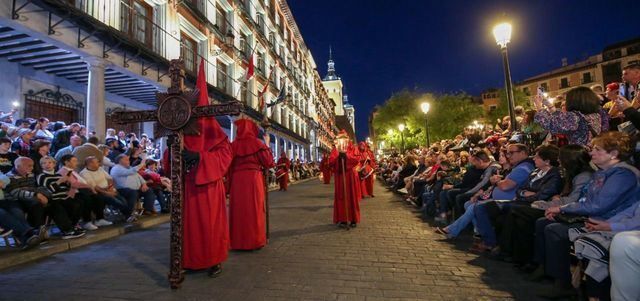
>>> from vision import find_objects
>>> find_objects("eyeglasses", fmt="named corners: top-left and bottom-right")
top-left (505, 149), bottom-right (523, 157)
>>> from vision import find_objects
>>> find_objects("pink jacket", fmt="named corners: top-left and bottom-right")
top-left (58, 167), bottom-right (91, 198)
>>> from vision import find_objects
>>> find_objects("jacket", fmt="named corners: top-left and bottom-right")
top-left (515, 167), bottom-right (563, 203)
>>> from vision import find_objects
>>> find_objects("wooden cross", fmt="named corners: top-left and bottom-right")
top-left (109, 59), bottom-right (243, 289)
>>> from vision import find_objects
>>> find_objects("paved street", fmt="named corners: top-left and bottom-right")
top-left (0, 180), bottom-right (543, 301)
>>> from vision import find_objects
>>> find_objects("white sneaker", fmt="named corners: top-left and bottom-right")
top-left (82, 222), bottom-right (98, 231)
top-left (94, 219), bottom-right (113, 227)
top-left (397, 188), bottom-right (408, 194)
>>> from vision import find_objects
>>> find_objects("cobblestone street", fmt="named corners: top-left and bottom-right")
top-left (0, 180), bottom-right (544, 301)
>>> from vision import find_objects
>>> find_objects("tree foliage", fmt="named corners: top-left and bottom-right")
top-left (372, 89), bottom-right (485, 149)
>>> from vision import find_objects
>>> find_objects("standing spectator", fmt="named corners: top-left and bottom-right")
top-left (72, 136), bottom-right (103, 172)
top-left (0, 137), bottom-right (18, 174)
top-left (534, 86), bottom-right (608, 145)
top-left (105, 128), bottom-right (116, 140)
top-left (77, 126), bottom-right (88, 145)
top-left (110, 154), bottom-right (157, 216)
top-left (97, 144), bottom-right (115, 172)
top-left (51, 123), bottom-right (80, 155)
top-left (54, 135), bottom-right (82, 162)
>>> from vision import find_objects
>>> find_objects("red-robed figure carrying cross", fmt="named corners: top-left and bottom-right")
top-left (163, 60), bottom-right (233, 277)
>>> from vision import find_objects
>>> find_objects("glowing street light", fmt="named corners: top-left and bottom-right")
top-left (420, 102), bottom-right (431, 146)
top-left (493, 21), bottom-right (518, 131)
top-left (398, 124), bottom-right (405, 153)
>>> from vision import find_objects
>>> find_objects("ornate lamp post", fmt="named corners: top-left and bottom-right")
top-left (420, 102), bottom-right (431, 147)
top-left (493, 22), bottom-right (518, 131)
top-left (398, 124), bottom-right (405, 154)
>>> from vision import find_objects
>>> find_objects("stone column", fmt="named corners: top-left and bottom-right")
top-left (86, 58), bottom-right (106, 142)
top-left (274, 135), bottom-right (279, 157)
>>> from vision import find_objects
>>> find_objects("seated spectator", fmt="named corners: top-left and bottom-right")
top-left (11, 128), bottom-right (33, 157)
top-left (36, 156), bottom-right (86, 239)
top-left (29, 139), bottom-right (51, 175)
top-left (138, 159), bottom-right (169, 213)
top-left (72, 136), bottom-right (103, 172)
top-left (533, 131), bottom-right (640, 299)
top-left (504, 145), bottom-right (594, 269)
top-left (58, 154), bottom-right (107, 231)
top-left (0, 137), bottom-right (18, 174)
top-left (54, 135), bottom-right (82, 163)
top-left (435, 152), bottom-right (487, 223)
top-left (4, 157), bottom-right (49, 235)
top-left (434, 150), bottom-right (509, 239)
top-left (110, 154), bottom-right (157, 216)
top-left (80, 156), bottom-right (135, 223)
top-left (472, 145), bottom-right (561, 254)
top-left (0, 168), bottom-right (41, 249)
top-left (97, 144), bottom-right (115, 172)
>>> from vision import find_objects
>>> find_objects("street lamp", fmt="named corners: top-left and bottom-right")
top-left (420, 102), bottom-right (431, 147)
top-left (493, 22), bottom-right (518, 131)
top-left (398, 124), bottom-right (405, 153)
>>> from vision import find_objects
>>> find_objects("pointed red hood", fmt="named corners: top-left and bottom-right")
top-left (231, 118), bottom-right (268, 156)
top-left (184, 58), bottom-right (228, 152)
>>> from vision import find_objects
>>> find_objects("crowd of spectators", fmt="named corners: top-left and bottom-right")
top-left (0, 113), bottom-right (170, 249)
top-left (377, 63), bottom-right (640, 300)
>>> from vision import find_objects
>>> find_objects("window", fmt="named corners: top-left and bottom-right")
top-left (604, 49), bottom-right (622, 61)
top-left (268, 32), bottom-right (275, 45)
top-left (215, 5), bottom-right (227, 34)
top-left (522, 87), bottom-right (530, 95)
top-left (540, 82), bottom-right (548, 91)
top-left (560, 78), bottom-right (569, 88)
top-left (257, 52), bottom-right (265, 75)
top-left (120, 0), bottom-right (153, 46)
top-left (239, 33), bottom-right (249, 58)
top-left (582, 72), bottom-right (593, 84)
top-left (180, 33), bottom-right (198, 74)
top-left (489, 105), bottom-right (497, 112)
top-left (217, 61), bottom-right (229, 93)
top-left (256, 13), bottom-right (265, 35)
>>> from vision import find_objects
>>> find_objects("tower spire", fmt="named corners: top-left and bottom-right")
top-left (324, 46), bottom-right (338, 81)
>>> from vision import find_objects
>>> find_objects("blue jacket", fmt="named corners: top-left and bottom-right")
top-left (561, 162), bottom-right (640, 220)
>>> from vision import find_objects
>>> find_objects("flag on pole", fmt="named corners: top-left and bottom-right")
top-left (245, 53), bottom-right (254, 81)
top-left (258, 66), bottom-right (275, 112)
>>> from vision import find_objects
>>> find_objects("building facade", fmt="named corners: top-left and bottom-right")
top-left (0, 0), bottom-right (335, 162)
top-left (515, 37), bottom-right (640, 99)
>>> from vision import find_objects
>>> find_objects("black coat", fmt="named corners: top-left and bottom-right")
top-left (515, 166), bottom-right (563, 203)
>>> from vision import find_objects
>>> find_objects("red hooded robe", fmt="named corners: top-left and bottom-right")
top-left (320, 153), bottom-right (332, 184)
top-left (228, 119), bottom-right (275, 250)
top-left (276, 152), bottom-right (290, 191)
top-left (358, 142), bottom-right (376, 197)
top-left (182, 60), bottom-right (233, 269)
top-left (329, 138), bottom-right (361, 224)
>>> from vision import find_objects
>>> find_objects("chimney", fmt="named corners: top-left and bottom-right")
top-left (561, 57), bottom-right (568, 67)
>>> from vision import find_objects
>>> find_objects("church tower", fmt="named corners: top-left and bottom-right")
top-left (322, 47), bottom-right (344, 116)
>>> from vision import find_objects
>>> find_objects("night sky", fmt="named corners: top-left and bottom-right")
top-left (287, 0), bottom-right (640, 141)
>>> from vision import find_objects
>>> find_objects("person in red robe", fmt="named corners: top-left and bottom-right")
top-left (320, 152), bottom-right (332, 184)
top-left (276, 152), bottom-right (290, 191)
top-left (228, 119), bottom-right (275, 250)
top-left (330, 130), bottom-right (361, 229)
top-left (169, 59), bottom-right (232, 277)
top-left (357, 142), bottom-right (376, 198)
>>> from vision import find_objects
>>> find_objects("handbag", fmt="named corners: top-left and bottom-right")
top-left (554, 213), bottom-right (588, 224)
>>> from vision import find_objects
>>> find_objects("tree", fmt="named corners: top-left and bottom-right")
top-left (372, 89), bottom-right (484, 149)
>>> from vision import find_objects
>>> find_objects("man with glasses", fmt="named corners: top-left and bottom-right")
top-left (469, 144), bottom-right (535, 253)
